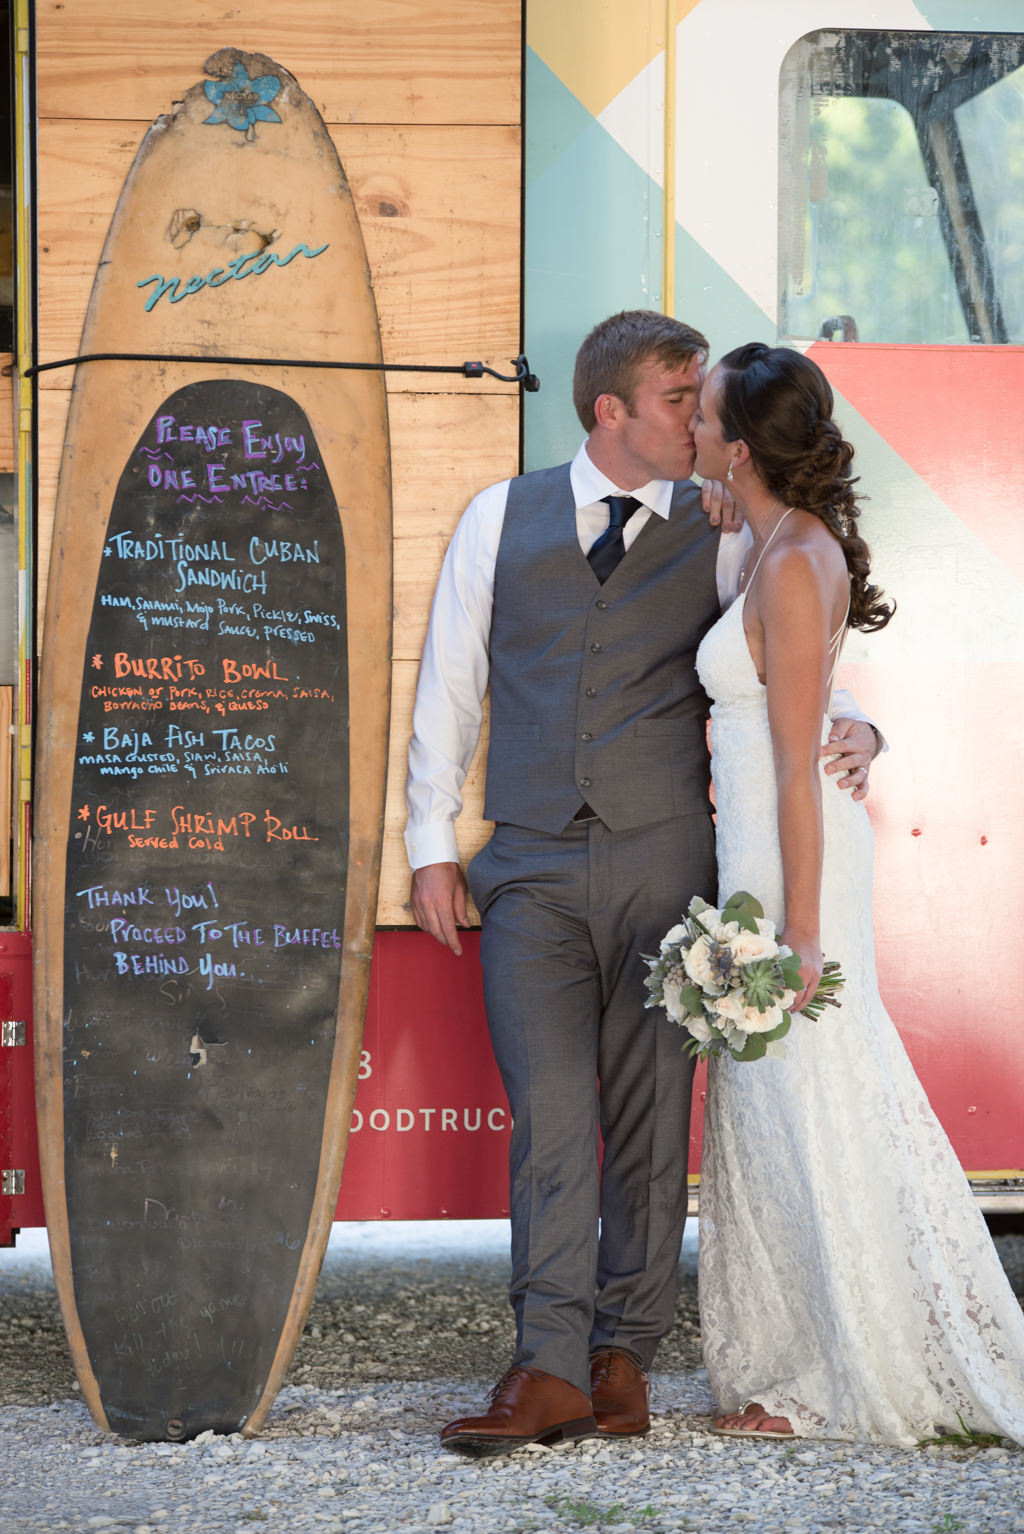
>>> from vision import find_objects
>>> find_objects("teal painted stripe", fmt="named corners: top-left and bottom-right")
top-left (525, 47), bottom-right (596, 188)
top-left (524, 52), bottom-right (783, 464)
top-left (674, 224), bottom-right (775, 360)
top-left (525, 195), bottom-right (778, 467)
top-left (916, 2), bottom-right (1024, 28)
top-left (525, 55), bottom-right (664, 468)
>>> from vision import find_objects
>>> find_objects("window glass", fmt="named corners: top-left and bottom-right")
top-left (779, 30), bottom-right (1024, 344)
top-left (958, 65), bottom-right (1024, 342)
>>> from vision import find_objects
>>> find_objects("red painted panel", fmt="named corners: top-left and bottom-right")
top-left (805, 342), bottom-right (1024, 1176)
top-left (808, 342), bottom-right (1024, 583)
top-left (335, 931), bottom-right (512, 1220)
top-left (843, 661), bottom-right (1024, 1171)
top-left (0, 933), bottom-right (44, 1244)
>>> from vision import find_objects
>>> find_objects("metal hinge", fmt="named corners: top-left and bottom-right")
top-left (2, 1170), bottom-right (26, 1196)
top-left (1, 1021), bottom-right (26, 1047)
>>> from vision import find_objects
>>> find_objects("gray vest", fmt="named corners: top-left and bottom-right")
top-left (484, 463), bottom-right (720, 833)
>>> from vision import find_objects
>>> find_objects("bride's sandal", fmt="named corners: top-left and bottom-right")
top-left (709, 1403), bottom-right (795, 1440)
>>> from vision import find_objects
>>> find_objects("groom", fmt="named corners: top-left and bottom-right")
top-left (405, 311), bottom-right (878, 1458)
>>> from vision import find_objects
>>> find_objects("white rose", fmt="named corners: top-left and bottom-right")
top-left (683, 936), bottom-right (726, 992)
top-left (659, 923), bottom-right (688, 953)
top-left (687, 1016), bottom-right (715, 1045)
top-left (698, 913), bottom-right (739, 943)
top-left (711, 992), bottom-right (747, 1028)
top-left (661, 974), bottom-right (686, 1023)
top-left (729, 930), bottom-right (780, 964)
top-left (740, 1001), bottom-right (786, 1035)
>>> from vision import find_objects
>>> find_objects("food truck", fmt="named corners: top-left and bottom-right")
top-left (0, 0), bottom-right (1022, 1249)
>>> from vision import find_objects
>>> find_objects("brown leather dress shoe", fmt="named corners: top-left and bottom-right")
top-left (590, 1347), bottom-right (651, 1436)
top-left (440, 1365), bottom-right (597, 1459)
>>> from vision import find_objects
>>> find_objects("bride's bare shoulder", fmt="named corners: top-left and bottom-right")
top-left (758, 526), bottom-right (846, 629)
top-left (770, 513), bottom-right (847, 584)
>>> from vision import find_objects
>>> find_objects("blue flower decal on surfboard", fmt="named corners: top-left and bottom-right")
top-left (204, 61), bottom-right (282, 139)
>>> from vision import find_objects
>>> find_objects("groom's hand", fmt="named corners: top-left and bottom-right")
top-left (700, 478), bottom-right (742, 532)
top-left (411, 862), bottom-right (471, 956)
top-left (822, 718), bottom-right (880, 801)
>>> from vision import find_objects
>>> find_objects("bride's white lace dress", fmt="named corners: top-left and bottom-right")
top-left (694, 593), bottom-right (1024, 1445)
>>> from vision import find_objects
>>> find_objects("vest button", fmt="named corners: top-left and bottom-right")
top-left (590, 642), bottom-right (602, 653)
top-left (595, 599), bottom-right (608, 609)
top-left (579, 777), bottom-right (592, 788)
top-left (580, 732), bottom-right (592, 742)
top-left (585, 687), bottom-right (597, 697)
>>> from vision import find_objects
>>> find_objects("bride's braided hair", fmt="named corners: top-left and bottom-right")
top-left (717, 343), bottom-right (894, 633)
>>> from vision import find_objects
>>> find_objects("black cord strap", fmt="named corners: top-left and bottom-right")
top-left (22, 350), bottom-right (540, 390)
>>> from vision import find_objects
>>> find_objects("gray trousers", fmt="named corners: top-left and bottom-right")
top-left (467, 812), bottom-right (716, 1396)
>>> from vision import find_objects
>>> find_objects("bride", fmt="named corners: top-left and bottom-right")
top-left (691, 342), bottom-right (1024, 1445)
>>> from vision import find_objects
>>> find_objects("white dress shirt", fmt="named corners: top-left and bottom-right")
top-left (404, 442), bottom-right (867, 869)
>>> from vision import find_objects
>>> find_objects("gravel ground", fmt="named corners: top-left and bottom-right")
top-left (1, 1221), bottom-right (1023, 1534)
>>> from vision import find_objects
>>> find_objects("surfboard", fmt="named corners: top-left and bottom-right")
top-left (34, 49), bottom-right (392, 1441)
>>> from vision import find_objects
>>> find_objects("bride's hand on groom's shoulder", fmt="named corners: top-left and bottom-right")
top-left (822, 718), bottom-right (878, 801)
top-left (700, 478), bottom-right (743, 532)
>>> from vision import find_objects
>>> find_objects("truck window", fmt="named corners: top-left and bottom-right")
top-left (779, 29), bottom-right (1024, 345)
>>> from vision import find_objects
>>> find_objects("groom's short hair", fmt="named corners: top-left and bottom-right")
top-left (573, 310), bottom-right (709, 432)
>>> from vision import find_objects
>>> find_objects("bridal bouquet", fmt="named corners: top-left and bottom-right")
top-left (643, 890), bottom-right (844, 1062)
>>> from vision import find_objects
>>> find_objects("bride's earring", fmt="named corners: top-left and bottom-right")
top-left (727, 462), bottom-right (735, 482)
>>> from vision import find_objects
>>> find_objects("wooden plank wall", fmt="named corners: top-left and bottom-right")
top-left (34, 0), bottom-right (520, 925)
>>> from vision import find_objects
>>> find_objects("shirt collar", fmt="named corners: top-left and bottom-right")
top-left (569, 442), bottom-right (675, 520)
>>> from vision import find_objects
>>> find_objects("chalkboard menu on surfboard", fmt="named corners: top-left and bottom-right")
top-left (63, 379), bottom-right (348, 1435)
top-left (35, 50), bottom-right (393, 1442)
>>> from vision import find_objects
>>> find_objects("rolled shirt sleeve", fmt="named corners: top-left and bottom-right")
top-left (404, 480), bottom-right (508, 870)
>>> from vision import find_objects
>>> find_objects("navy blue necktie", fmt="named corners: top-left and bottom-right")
top-left (588, 495), bottom-right (642, 583)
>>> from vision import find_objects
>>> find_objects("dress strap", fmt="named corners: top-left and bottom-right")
top-left (825, 586), bottom-right (852, 715)
top-left (742, 507), bottom-right (794, 595)
top-left (745, 509), bottom-right (851, 713)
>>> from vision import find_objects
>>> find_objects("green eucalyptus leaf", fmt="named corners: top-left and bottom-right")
top-left (730, 1032), bottom-right (768, 1063)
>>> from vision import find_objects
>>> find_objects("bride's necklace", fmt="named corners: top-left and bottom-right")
top-left (739, 499), bottom-right (789, 590)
